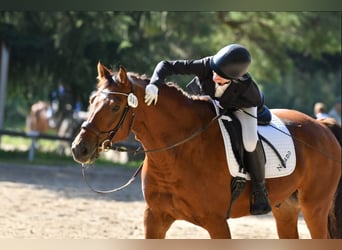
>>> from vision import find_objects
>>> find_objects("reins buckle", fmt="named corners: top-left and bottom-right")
top-left (100, 139), bottom-right (112, 152)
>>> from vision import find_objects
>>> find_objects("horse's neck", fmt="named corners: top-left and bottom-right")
top-left (133, 84), bottom-right (213, 151)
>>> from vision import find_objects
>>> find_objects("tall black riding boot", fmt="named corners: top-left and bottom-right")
top-left (245, 140), bottom-right (272, 215)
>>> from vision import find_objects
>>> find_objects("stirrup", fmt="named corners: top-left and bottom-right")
top-left (250, 190), bottom-right (272, 215)
top-left (226, 176), bottom-right (246, 219)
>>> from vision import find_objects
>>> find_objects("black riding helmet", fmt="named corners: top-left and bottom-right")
top-left (210, 44), bottom-right (251, 80)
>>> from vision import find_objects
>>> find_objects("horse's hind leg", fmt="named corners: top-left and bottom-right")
top-left (300, 198), bottom-right (330, 238)
top-left (272, 192), bottom-right (301, 238)
top-left (329, 178), bottom-right (342, 238)
top-left (299, 173), bottom-right (339, 238)
top-left (297, 180), bottom-right (338, 239)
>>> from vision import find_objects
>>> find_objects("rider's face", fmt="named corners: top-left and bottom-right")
top-left (212, 71), bottom-right (231, 85)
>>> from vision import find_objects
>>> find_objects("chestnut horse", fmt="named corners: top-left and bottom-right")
top-left (26, 100), bottom-right (83, 154)
top-left (71, 63), bottom-right (341, 239)
top-left (26, 101), bottom-right (52, 133)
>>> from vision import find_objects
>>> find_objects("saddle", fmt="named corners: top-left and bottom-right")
top-left (220, 105), bottom-right (272, 175)
top-left (214, 103), bottom-right (296, 180)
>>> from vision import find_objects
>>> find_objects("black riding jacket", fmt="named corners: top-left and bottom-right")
top-left (150, 57), bottom-right (264, 111)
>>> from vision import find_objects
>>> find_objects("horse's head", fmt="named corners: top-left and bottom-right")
top-left (71, 62), bottom-right (138, 164)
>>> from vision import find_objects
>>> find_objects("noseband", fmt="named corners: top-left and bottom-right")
top-left (81, 104), bottom-right (132, 151)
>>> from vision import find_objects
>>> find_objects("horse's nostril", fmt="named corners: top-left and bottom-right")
top-left (80, 146), bottom-right (88, 155)
top-left (71, 143), bottom-right (88, 158)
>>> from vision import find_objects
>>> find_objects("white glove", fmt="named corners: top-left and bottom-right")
top-left (144, 83), bottom-right (159, 106)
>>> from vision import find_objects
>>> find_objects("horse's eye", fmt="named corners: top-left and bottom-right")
top-left (111, 104), bottom-right (120, 112)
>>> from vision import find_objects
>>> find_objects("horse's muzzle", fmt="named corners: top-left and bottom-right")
top-left (71, 140), bottom-right (97, 164)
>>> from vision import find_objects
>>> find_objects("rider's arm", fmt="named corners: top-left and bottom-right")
top-left (150, 57), bottom-right (212, 87)
top-left (145, 57), bottom-right (212, 106)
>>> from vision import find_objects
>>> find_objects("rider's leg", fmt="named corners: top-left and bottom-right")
top-left (234, 107), bottom-right (272, 215)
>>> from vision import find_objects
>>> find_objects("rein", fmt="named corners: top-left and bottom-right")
top-left (81, 109), bottom-right (225, 194)
top-left (82, 111), bottom-right (223, 194)
top-left (81, 111), bottom-right (224, 194)
top-left (80, 79), bottom-right (226, 194)
top-left (113, 110), bottom-right (226, 155)
top-left (81, 162), bottom-right (143, 194)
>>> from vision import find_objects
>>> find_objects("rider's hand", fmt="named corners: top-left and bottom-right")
top-left (144, 83), bottom-right (159, 106)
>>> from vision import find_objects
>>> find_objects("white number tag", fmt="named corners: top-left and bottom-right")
top-left (127, 93), bottom-right (138, 108)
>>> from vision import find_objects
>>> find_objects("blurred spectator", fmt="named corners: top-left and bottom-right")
top-left (329, 97), bottom-right (341, 126)
top-left (313, 102), bottom-right (330, 119)
top-left (74, 97), bottom-right (83, 113)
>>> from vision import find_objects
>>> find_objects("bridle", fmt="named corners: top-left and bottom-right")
top-left (79, 75), bottom-right (142, 194)
top-left (81, 94), bottom-right (133, 153)
top-left (79, 75), bottom-right (224, 194)
top-left (81, 102), bottom-right (223, 194)
top-left (81, 76), bottom-right (138, 154)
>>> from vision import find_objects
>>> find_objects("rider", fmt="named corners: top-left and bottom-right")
top-left (144, 43), bottom-right (272, 215)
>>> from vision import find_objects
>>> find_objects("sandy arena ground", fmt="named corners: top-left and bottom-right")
top-left (0, 163), bottom-right (311, 239)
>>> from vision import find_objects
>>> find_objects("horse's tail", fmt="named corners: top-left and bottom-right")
top-left (328, 178), bottom-right (342, 238)
top-left (317, 117), bottom-right (342, 146)
top-left (317, 118), bottom-right (342, 238)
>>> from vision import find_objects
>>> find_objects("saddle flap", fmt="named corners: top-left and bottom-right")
top-left (212, 101), bottom-right (296, 180)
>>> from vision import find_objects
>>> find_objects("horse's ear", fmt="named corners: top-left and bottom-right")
top-left (97, 61), bottom-right (111, 79)
top-left (117, 65), bottom-right (128, 85)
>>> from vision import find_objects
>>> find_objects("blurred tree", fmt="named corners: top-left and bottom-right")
top-left (0, 11), bottom-right (340, 123)
top-left (215, 12), bottom-right (341, 114)
top-left (215, 12), bottom-right (341, 81)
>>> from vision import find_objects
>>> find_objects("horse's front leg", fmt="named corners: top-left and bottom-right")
top-left (204, 217), bottom-right (231, 239)
top-left (144, 206), bottom-right (175, 239)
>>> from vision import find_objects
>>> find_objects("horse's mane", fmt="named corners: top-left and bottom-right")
top-left (128, 72), bottom-right (150, 82)
top-left (96, 71), bottom-right (150, 90)
top-left (96, 70), bottom-right (210, 103)
top-left (164, 81), bottom-right (211, 102)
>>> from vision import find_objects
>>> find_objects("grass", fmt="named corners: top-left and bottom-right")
top-left (0, 149), bottom-right (74, 166)
top-left (0, 149), bottom-right (142, 169)
top-left (0, 135), bottom-right (142, 169)
top-left (0, 119), bottom-right (143, 169)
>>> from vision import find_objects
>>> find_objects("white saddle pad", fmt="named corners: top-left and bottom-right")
top-left (214, 105), bottom-right (296, 180)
